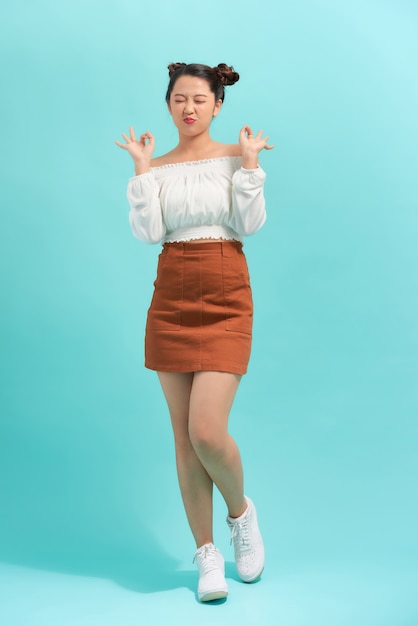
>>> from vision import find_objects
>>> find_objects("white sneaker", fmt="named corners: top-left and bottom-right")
top-left (193, 543), bottom-right (228, 602)
top-left (227, 496), bottom-right (265, 582)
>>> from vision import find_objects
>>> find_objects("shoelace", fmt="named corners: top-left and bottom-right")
top-left (193, 545), bottom-right (220, 571)
top-left (229, 518), bottom-right (251, 551)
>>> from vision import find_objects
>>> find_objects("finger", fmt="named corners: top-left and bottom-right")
top-left (264, 144), bottom-right (274, 150)
top-left (121, 133), bottom-right (130, 143)
top-left (129, 126), bottom-right (137, 142)
top-left (140, 131), bottom-right (154, 144)
top-left (140, 133), bottom-right (151, 146)
top-left (114, 141), bottom-right (127, 149)
top-left (242, 125), bottom-right (253, 136)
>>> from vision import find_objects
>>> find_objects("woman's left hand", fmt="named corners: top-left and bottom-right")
top-left (239, 125), bottom-right (274, 169)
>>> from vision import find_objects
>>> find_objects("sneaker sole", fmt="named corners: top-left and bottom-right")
top-left (240, 566), bottom-right (264, 583)
top-left (199, 589), bottom-right (228, 602)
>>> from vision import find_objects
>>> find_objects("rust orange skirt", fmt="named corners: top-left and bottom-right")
top-left (145, 241), bottom-right (253, 375)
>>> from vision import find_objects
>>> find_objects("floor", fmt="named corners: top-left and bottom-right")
top-left (1, 481), bottom-right (417, 626)
top-left (1, 557), bottom-right (416, 626)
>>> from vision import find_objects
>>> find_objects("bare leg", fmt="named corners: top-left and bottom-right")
top-left (158, 372), bottom-right (214, 548)
top-left (189, 371), bottom-right (247, 519)
top-left (158, 370), bottom-right (247, 549)
top-left (158, 370), bottom-right (264, 590)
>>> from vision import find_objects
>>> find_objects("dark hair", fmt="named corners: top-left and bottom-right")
top-left (165, 63), bottom-right (239, 103)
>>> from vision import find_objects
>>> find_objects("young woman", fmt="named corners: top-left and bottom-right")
top-left (116, 62), bottom-right (273, 602)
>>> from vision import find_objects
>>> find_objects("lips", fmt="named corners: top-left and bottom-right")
top-left (183, 118), bottom-right (196, 125)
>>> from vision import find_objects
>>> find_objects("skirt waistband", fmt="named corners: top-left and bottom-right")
top-left (162, 240), bottom-right (243, 252)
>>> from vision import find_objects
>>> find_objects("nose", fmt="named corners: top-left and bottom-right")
top-left (183, 99), bottom-right (194, 114)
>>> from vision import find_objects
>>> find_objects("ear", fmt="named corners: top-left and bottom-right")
top-left (167, 102), bottom-right (172, 115)
top-left (212, 99), bottom-right (222, 117)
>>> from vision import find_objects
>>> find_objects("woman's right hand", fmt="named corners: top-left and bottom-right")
top-left (115, 126), bottom-right (155, 174)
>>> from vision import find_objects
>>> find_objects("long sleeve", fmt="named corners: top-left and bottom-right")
top-left (229, 167), bottom-right (267, 236)
top-left (127, 173), bottom-right (166, 244)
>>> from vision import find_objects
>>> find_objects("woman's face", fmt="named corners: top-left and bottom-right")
top-left (168, 75), bottom-right (222, 136)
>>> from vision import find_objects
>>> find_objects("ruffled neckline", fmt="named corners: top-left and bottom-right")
top-left (150, 156), bottom-right (241, 171)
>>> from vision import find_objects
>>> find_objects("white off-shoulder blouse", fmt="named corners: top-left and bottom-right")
top-left (126, 156), bottom-right (267, 244)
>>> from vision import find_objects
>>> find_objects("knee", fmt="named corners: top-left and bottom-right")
top-left (189, 418), bottom-right (225, 458)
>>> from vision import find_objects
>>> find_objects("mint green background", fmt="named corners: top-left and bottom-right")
top-left (1, 1), bottom-right (417, 624)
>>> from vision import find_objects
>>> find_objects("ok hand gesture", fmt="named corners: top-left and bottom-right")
top-left (239, 125), bottom-right (274, 169)
top-left (115, 126), bottom-right (155, 174)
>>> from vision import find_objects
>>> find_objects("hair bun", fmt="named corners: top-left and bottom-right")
top-left (168, 62), bottom-right (186, 77)
top-left (214, 63), bottom-right (240, 86)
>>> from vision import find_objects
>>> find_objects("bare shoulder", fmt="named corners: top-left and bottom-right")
top-left (222, 143), bottom-right (242, 157)
top-left (150, 151), bottom-right (176, 167)
top-left (150, 143), bottom-right (241, 166)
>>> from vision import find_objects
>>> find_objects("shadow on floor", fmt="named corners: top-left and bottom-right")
top-left (0, 522), bottom-right (195, 595)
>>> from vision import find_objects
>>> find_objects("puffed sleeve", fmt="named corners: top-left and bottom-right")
top-left (229, 166), bottom-right (267, 236)
top-left (127, 173), bottom-right (166, 244)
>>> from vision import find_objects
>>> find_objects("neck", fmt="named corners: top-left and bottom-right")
top-left (175, 131), bottom-right (216, 158)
